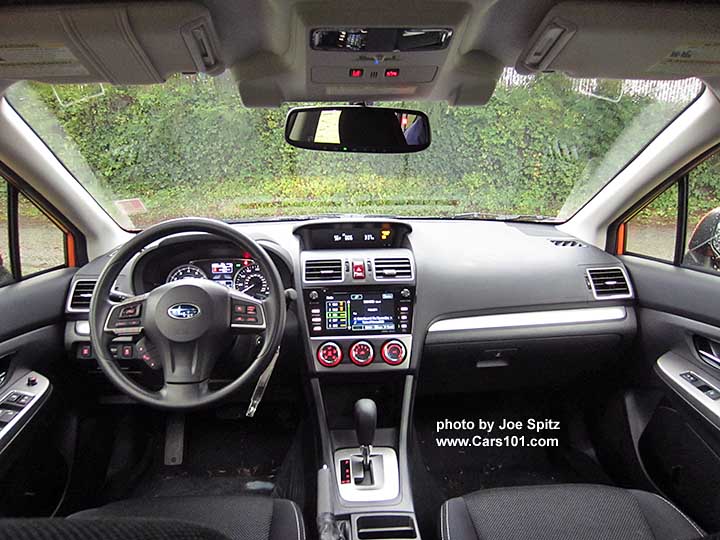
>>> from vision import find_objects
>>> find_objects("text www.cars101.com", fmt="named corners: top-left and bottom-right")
top-left (435, 435), bottom-right (560, 448)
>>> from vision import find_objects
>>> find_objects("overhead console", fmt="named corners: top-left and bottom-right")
top-left (295, 222), bottom-right (415, 373)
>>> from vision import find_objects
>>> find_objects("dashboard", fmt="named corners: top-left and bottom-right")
top-left (63, 218), bottom-right (638, 391)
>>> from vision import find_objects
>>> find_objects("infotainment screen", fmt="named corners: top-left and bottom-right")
top-left (325, 292), bottom-right (396, 332)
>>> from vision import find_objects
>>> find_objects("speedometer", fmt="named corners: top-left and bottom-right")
top-left (233, 264), bottom-right (270, 299)
top-left (167, 264), bottom-right (207, 283)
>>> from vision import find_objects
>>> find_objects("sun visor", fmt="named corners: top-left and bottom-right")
top-left (0, 2), bottom-right (223, 84)
top-left (517, 2), bottom-right (720, 79)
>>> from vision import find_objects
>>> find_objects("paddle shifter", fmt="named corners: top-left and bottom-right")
top-left (354, 398), bottom-right (377, 470)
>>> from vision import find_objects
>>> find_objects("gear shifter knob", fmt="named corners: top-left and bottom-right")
top-left (354, 398), bottom-right (377, 447)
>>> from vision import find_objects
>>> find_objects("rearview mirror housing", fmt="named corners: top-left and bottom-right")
top-left (284, 105), bottom-right (430, 153)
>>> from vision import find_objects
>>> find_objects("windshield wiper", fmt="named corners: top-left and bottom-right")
top-left (451, 212), bottom-right (562, 223)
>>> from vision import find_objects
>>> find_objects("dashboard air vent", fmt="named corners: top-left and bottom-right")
top-left (68, 279), bottom-right (97, 311)
top-left (550, 239), bottom-right (585, 248)
top-left (586, 267), bottom-right (632, 299)
top-left (304, 259), bottom-right (343, 282)
top-left (374, 257), bottom-right (413, 280)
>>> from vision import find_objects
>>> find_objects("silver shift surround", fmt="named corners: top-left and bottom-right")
top-left (335, 446), bottom-right (399, 502)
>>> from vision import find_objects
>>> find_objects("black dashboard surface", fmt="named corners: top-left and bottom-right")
top-left (69, 219), bottom-right (628, 319)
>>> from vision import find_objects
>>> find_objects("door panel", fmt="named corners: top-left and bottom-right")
top-left (0, 267), bottom-right (74, 513)
top-left (0, 267), bottom-right (74, 343)
top-left (623, 254), bottom-right (720, 531)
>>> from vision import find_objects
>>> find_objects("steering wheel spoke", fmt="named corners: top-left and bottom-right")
top-left (227, 289), bottom-right (267, 333)
top-left (104, 294), bottom-right (149, 336)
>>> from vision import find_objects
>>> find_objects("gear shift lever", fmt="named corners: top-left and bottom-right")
top-left (354, 399), bottom-right (377, 469)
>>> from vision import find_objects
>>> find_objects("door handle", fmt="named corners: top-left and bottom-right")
top-left (694, 336), bottom-right (720, 370)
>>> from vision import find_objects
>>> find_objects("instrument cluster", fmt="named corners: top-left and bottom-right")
top-left (166, 258), bottom-right (270, 299)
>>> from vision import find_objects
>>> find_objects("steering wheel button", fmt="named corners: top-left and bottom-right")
top-left (120, 345), bottom-right (134, 359)
top-left (246, 305), bottom-right (257, 314)
top-left (233, 304), bottom-right (246, 313)
top-left (233, 315), bottom-right (246, 323)
top-left (116, 319), bottom-right (141, 328)
top-left (119, 304), bottom-right (142, 319)
top-left (246, 316), bottom-right (258, 323)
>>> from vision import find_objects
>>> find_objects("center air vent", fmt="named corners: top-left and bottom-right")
top-left (586, 267), bottom-right (632, 299)
top-left (67, 279), bottom-right (97, 311)
top-left (550, 239), bottom-right (585, 247)
top-left (304, 259), bottom-right (343, 282)
top-left (374, 257), bottom-right (413, 280)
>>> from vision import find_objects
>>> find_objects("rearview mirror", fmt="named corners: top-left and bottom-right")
top-left (285, 106), bottom-right (430, 153)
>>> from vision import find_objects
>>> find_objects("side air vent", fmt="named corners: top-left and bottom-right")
top-left (374, 257), bottom-right (413, 280)
top-left (67, 279), bottom-right (97, 312)
top-left (549, 239), bottom-right (585, 248)
top-left (586, 267), bottom-right (632, 299)
top-left (304, 259), bottom-right (343, 282)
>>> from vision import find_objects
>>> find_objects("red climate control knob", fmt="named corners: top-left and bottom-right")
top-left (317, 342), bottom-right (343, 367)
top-left (381, 340), bottom-right (407, 365)
top-left (349, 341), bottom-right (374, 366)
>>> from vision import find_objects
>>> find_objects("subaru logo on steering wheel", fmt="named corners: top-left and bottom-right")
top-left (167, 303), bottom-right (201, 320)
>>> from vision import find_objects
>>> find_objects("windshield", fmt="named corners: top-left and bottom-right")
top-left (6, 70), bottom-right (702, 229)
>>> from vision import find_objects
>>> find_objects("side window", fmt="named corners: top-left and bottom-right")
top-left (625, 183), bottom-right (678, 262)
top-left (0, 182), bottom-right (13, 287)
top-left (0, 179), bottom-right (68, 288)
top-left (620, 150), bottom-right (720, 276)
top-left (17, 192), bottom-right (65, 276)
top-left (683, 153), bottom-right (720, 273)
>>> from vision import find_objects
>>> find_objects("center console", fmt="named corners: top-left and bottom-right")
top-left (304, 285), bottom-right (415, 371)
top-left (295, 221), bottom-right (420, 540)
top-left (297, 221), bottom-right (416, 373)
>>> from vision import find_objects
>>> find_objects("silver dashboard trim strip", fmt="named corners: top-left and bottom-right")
top-left (427, 306), bottom-right (628, 333)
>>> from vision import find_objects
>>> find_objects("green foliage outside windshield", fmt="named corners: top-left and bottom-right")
top-left (7, 73), bottom-right (698, 228)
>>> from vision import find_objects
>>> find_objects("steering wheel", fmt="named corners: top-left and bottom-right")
top-left (89, 218), bottom-right (287, 409)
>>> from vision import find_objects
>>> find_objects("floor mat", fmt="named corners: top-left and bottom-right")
top-left (413, 391), bottom-right (612, 501)
top-left (129, 402), bottom-right (299, 499)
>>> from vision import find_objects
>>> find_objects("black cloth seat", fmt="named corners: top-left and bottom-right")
top-left (69, 495), bottom-right (304, 540)
top-left (440, 484), bottom-right (704, 540)
top-left (0, 518), bottom-right (232, 540)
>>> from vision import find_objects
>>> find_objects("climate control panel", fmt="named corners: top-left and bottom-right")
top-left (349, 341), bottom-right (374, 366)
top-left (312, 335), bottom-right (411, 371)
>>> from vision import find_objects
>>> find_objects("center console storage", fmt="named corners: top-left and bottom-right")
top-left (353, 514), bottom-right (419, 540)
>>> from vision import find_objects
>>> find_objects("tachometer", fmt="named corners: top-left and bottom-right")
top-left (167, 264), bottom-right (207, 283)
top-left (233, 264), bottom-right (270, 299)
